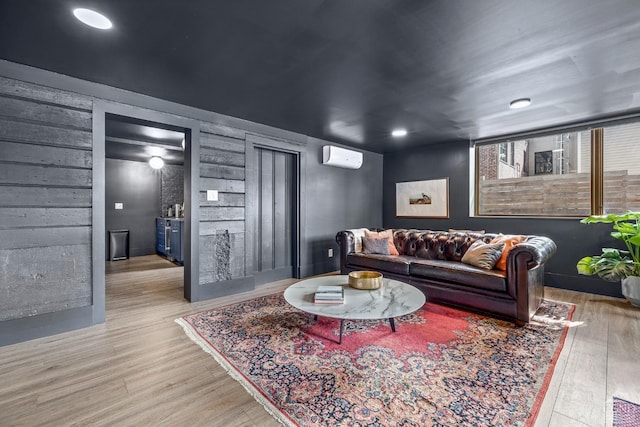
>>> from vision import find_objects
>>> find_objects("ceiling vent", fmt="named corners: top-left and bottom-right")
top-left (322, 145), bottom-right (363, 169)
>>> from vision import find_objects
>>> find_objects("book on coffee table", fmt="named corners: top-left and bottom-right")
top-left (314, 285), bottom-right (344, 304)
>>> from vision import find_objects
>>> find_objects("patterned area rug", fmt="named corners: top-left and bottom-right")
top-left (614, 397), bottom-right (640, 427)
top-left (177, 294), bottom-right (574, 427)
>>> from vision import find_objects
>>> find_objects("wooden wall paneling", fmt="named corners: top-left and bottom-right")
top-left (199, 178), bottom-right (245, 193)
top-left (0, 244), bottom-right (92, 321)
top-left (0, 141), bottom-right (92, 168)
top-left (199, 207), bottom-right (245, 222)
top-left (199, 163), bottom-right (245, 180)
top-left (0, 187), bottom-right (91, 207)
top-left (199, 148), bottom-right (245, 167)
top-left (0, 82), bottom-right (94, 326)
top-left (0, 227), bottom-right (91, 251)
top-left (0, 118), bottom-right (92, 148)
top-left (0, 76), bottom-right (93, 109)
top-left (200, 133), bottom-right (245, 153)
top-left (198, 192), bottom-right (245, 207)
top-left (0, 97), bottom-right (92, 129)
top-left (0, 163), bottom-right (91, 187)
top-left (0, 208), bottom-right (91, 229)
top-left (199, 221), bottom-right (245, 236)
top-left (199, 122), bottom-right (246, 140)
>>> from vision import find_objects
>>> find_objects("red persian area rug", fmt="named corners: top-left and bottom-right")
top-left (613, 397), bottom-right (640, 427)
top-left (176, 294), bottom-right (574, 427)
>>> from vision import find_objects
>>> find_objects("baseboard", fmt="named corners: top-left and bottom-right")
top-left (300, 259), bottom-right (340, 278)
top-left (545, 272), bottom-right (624, 298)
top-left (0, 305), bottom-right (96, 347)
top-left (195, 276), bottom-right (255, 301)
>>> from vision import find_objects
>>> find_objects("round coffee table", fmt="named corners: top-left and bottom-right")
top-left (283, 275), bottom-right (426, 344)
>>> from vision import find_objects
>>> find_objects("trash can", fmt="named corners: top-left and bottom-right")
top-left (109, 229), bottom-right (129, 261)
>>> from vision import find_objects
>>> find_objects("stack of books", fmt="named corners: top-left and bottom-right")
top-left (314, 285), bottom-right (345, 304)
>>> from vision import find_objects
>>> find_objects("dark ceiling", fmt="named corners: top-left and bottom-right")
top-left (2, 0), bottom-right (640, 153)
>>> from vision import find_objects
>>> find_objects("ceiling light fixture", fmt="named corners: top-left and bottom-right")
top-left (73, 8), bottom-right (113, 30)
top-left (391, 129), bottom-right (408, 138)
top-left (149, 156), bottom-right (164, 169)
top-left (509, 98), bottom-right (531, 109)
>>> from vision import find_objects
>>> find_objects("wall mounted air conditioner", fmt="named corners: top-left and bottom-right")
top-left (322, 145), bottom-right (363, 169)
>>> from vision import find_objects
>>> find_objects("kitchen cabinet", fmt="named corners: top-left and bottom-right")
top-left (156, 217), bottom-right (183, 265)
top-left (169, 219), bottom-right (184, 265)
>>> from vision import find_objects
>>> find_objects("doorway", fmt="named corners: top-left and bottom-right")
top-left (253, 147), bottom-right (298, 284)
top-left (104, 114), bottom-right (186, 282)
top-left (92, 102), bottom-right (200, 323)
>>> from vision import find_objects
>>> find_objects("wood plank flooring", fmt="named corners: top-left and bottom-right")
top-left (0, 255), bottom-right (638, 426)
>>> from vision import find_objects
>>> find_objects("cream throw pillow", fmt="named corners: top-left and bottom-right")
top-left (461, 240), bottom-right (505, 270)
top-left (347, 228), bottom-right (369, 253)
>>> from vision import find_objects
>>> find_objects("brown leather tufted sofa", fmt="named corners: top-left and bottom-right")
top-left (336, 228), bottom-right (557, 324)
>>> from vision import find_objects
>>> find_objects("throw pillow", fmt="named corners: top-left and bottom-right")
top-left (362, 236), bottom-right (391, 255)
top-left (461, 240), bottom-right (505, 270)
top-left (490, 234), bottom-right (528, 270)
top-left (365, 229), bottom-right (399, 255)
top-left (348, 228), bottom-right (369, 253)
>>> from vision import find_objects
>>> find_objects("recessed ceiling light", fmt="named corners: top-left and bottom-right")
top-left (73, 8), bottom-right (113, 30)
top-left (391, 129), bottom-right (408, 138)
top-left (149, 156), bottom-right (164, 169)
top-left (509, 98), bottom-right (531, 109)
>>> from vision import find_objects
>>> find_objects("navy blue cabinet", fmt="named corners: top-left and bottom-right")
top-left (156, 218), bottom-right (183, 264)
top-left (169, 219), bottom-right (184, 265)
top-left (155, 218), bottom-right (171, 256)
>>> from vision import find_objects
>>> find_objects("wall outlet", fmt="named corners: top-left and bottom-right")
top-left (115, 202), bottom-right (123, 210)
top-left (328, 248), bottom-right (333, 258)
top-left (206, 190), bottom-right (219, 201)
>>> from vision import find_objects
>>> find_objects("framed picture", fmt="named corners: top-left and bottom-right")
top-left (396, 178), bottom-right (449, 218)
top-left (534, 150), bottom-right (553, 175)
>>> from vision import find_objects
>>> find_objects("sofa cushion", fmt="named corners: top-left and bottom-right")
top-left (362, 236), bottom-right (390, 255)
top-left (409, 259), bottom-right (507, 292)
top-left (365, 229), bottom-right (399, 255)
top-left (461, 240), bottom-right (505, 270)
top-left (347, 253), bottom-right (411, 275)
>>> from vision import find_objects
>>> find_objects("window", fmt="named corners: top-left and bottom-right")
top-left (476, 131), bottom-right (591, 216)
top-left (476, 121), bottom-right (640, 216)
top-left (603, 122), bottom-right (640, 212)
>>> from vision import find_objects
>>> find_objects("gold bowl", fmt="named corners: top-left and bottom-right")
top-left (348, 271), bottom-right (383, 290)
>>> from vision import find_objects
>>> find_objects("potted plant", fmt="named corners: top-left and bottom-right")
top-left (576, 211), bottom-right (640, 307)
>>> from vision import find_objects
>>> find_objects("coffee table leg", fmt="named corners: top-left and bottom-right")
top-left (339, 319), bottom-right (344, 344)
top-left (389, 318), bottom-right (396, 332)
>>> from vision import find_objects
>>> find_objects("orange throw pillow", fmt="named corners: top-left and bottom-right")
top-left (365, 229), bottom-right (399, 256)
top-left (490, 235), bottom-right (527, 270)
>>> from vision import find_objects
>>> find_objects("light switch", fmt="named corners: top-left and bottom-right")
top-left (207, 190), bottom-right (219, 201)
top-left (115, 202), bottom-right (123, 210)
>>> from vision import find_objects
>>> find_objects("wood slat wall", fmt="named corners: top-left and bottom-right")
top-left (198, 128), bottom-right (247, 285)
top-left (0, 78), bottom-right (93, 321)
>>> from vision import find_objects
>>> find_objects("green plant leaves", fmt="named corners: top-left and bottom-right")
top-left (576, 257), bottom-right (595, 275)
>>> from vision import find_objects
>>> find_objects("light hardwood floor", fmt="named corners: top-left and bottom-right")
top-left (0, 255), bottom-right (638, 426)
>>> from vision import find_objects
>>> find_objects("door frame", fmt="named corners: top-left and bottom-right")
top-left (92, 100), bottom-right (201, 322)
top-left (245, 133), bottom-right (305, 283)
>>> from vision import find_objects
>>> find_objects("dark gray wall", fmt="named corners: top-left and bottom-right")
top-left (383, 140), bottom-right (623, 298)
top-left (302, 139), bottom-right (384, 276)
top-left (105, 158), bottom-right (161, 258)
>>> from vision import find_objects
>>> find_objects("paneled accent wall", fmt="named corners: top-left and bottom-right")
top-left (0, 77), bottom-right (93, 321)
top-left (198, 123), bottom-right (247, 285)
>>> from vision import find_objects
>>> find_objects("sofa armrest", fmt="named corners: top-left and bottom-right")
top-left (508, 236), bottom-right (557, 270)
top-left (336, 230), bottom-right (356, 274)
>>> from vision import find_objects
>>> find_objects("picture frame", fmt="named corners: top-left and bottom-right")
top-left (396, 178), bottom-right (449, 218)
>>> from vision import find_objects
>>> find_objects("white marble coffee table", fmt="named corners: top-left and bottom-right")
top-left (283, 275), bottom-right (426, 344)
